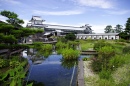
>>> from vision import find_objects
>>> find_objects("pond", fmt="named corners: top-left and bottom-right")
top-left (23, 49), bottom-right (89, 86)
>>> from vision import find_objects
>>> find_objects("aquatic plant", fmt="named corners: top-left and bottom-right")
top-left (61, 48), bottom-right (80, 60)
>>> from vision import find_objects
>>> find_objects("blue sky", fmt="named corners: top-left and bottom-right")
top-left (0, 0), bottom-right (130, 33)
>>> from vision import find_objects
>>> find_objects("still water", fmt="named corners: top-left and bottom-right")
top-left (23, 50), bottom-right (79, 86)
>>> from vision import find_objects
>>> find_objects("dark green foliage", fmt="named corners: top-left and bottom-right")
top-left (0, 10), bottom-right (24, 27)
top-left (91, 57), bottom-right (102, 72)
top-left (115, 24), bottom-right (123, 33)
top-left (0, 10), bottom-right (43, 58)
top-left (92, 46), bottom-right (115, 72)
top-left (104, 25), bottom-right (113, 33)
top-left (125, 18), bottom-right (130, 39)
top-left (123, 46), bottom-right (130, 54)
top-left (65, 33), bottom-right (76, 41)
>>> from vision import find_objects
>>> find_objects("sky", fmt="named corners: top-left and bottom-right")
top-left (0, 0), bottom-right (130, 33)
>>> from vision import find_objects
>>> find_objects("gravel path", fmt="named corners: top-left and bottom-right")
top-left (83, 61), bottom-right (99, 86)
top-left (84, 61), bottom-right (94, 77)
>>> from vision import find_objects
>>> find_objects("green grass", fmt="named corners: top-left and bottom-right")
top-left (83, 40), bottom-right (130, 86)
top-left (79, 40), bottom-right (94, 51)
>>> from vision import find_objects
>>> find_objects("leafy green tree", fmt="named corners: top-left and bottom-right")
top-left (104, 25), bottom-right (113, 33)
top-left (0, 10), bottom-right (24, 27)
top-left (124, 18), bottom-right (130, 39)
top-left (115, 24), bottom-right (123, 33)
top-left (65, 33), bottom-right (76, 41)
top-left (0, 10), bottom-right (43, 58)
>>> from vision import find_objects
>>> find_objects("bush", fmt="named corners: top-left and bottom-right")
top-left (82, 57), bottom-right (88, 61)
top-left (33, 42), bottom-right (43, 50)
top-left (122, 46), bottom-right (130, 54)
top-left (109, 55), bottom-right (126, 70)
top-left (56, 41), bottom-right (68, 50)
top-left (0, 59), bottom-right (9, 68)
top-left (91, 57), bottom-right (102, 72)
top-left (68, 41), bottom-right (79, 49)
top-left (93, 40), bottom-right (113, 51)
top-left (9, 60), bottom-right (20, 68)
top-left (98, 46), bottom-right (115, 70)
top-left (41, 44), bottom-right (52, 52)
top-left (62, 48), bottom-right (80, 60)
top-left (118, 39), bottom-right (126, 42)
top-left (92, 46), bottom-right (115, 72)
top-left (99, 70), bottom-right (112, 80)
top-left (109, 54), bottom-right (130, 71)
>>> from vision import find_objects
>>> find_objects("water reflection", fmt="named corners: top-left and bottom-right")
top-left (61, 59), bottom-right (78, 69)
top-left (23, 50), bottom-right (78, 86)
top-left (26, 49), bottom-right (53, 64)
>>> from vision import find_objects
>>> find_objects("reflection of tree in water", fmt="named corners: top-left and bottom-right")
top-left (61, 59), bottom-right (78, 69)
top-left (27, 80), bottom-right (45, 86)
top-left (27, 49), bottom-right (52, 64)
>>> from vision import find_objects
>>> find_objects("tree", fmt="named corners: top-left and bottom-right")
top-left (114, 24), bottom-right (123, 33)
top-left (104, 25), bottom-right (113, 33)
top-left (0, 10), bottom-right (24, 28)
top-left (65, 33), bottom-right (76, 41)
top-left (0, 10), bottom-right (43, 58)
top-left (124, 18), bottom-right (130, 39)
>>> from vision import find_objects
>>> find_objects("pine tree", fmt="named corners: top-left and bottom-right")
top-left (0, 10), bottom-right (43, 58)
top-left (125, 18), bottom-right (130, 39)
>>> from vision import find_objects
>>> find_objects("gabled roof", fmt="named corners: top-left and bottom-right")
top-left (30, 16), bottom-right (44, 21)
top-left (77, 33), bottom-right (119, 36)
top-left (44, 24), bottom-right (86, 30)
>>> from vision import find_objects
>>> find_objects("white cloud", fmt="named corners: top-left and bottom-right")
top-left (91, 24), bottom-right (106, 33)
top-left (0, 0), bottom-right (21, 5)
top-left (22, 19), bottom-right (29, 27)
top-left (33, 10), bottom-right (84, 16)
top-left (106, 10), bottom-right (130, 15)
top-left (73, 0), bottom-right (114, 9)
top-left (0, 15), bottom-right (7, 22)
